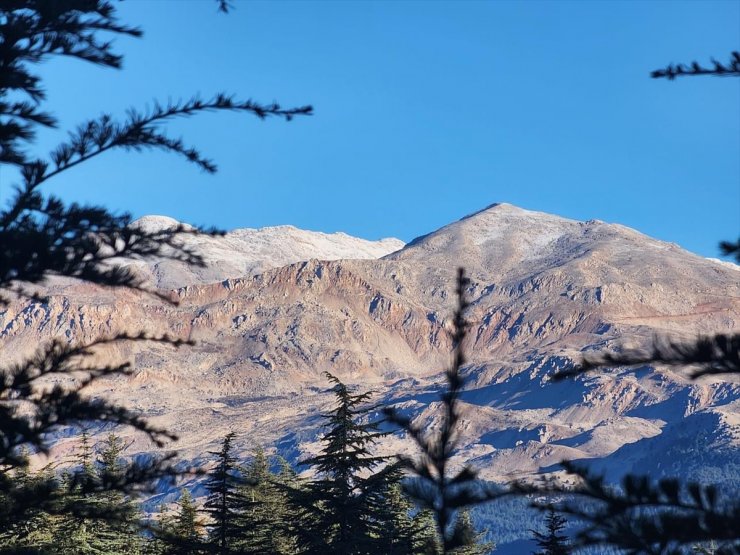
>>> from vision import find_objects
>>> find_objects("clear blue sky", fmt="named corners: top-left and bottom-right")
top-left (23, 0), bottom-right (740, 257)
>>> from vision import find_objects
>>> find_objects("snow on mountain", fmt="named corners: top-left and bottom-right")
top-left (124, 215), bottom-right (405, 289)
top-left (390, 202), bottom-right (717, 278)
top-left (2, 203), bottom-right (738, 545)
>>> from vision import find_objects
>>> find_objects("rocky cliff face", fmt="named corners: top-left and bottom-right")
top-left (2, 203), bottom-right (738, 487)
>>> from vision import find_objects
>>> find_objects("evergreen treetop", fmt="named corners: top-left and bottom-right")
top-left (531, 507), bottom-right (569, 555)
top-left (294, 372), bottom-right (392, 553)
top-left (203, 433), bottom-right (247, 554)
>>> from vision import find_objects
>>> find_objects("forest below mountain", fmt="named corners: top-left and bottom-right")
top-left (1, 372), bottom-right (496, 554)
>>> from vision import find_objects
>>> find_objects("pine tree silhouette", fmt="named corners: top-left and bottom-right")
top-left (203, 433), bottom-right (248, 554)
top-left (292, 372), bottom-right (395, 554)
top-left (384, 269), bottom-right (496, 554)
top-left (531, 508), bottom-right (569, 555)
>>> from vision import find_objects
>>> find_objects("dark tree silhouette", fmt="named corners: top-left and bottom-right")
top-left (651, 51), bottom-right (740, 80)
top-left (215, 0), bottom-right (233, 14)
top-left (384, 269), bottom-right (495, 554)
top-left (554, 333), bottom-right (740, 381)
top-left (531, 507), bottom-right (569, 555)
top-left (448, 509), bottom-right (494, 554)
top-left (719, 240), bottom-right (740, 263)
top-left (203, 433), bottom-right (248, 554)
top-left (0, 0), bottom-right (311, 538)
top-left (651, 50), bottom-right (740, 267)
top-left (293, 372), bottom-right (392, 554)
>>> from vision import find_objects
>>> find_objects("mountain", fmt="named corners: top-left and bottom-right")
top-left (122, 215), bottom-right (405, 289)
top-left (2, 203), bottom-right (738, 538)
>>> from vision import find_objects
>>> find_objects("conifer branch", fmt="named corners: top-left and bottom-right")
top-left (554, 333), bottom-right (740, 380)
top-left (38, 94), bottom-right (312, 185)
top-left (0, 333), bottom-right (192, 466)
top-left (510, 461), bottom-right (740, 553)
top-left (0, 1), bottom-right (312, 545)
top-left (384, 268), bottom-right (496, 552)
top-left (651, 52), bottom-right (740, 80)
top-left (719, 239), bottom-right (740, 263)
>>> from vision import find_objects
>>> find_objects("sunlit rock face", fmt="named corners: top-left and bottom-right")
top-left (123, 215), bottom-right (405, 290)
top-left (3, 203), bottom-right (738, 488)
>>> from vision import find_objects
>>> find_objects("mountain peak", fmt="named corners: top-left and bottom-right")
top-left (459, 202), bottom-right (576, 224)
top-left (7, 203), bottom-right (739, 542)
top-left (393, 203), bottom-right (580, 264)
top-left (387, 203), bottom-right (733, 288)
top-left (460, 201), bottom-right (520, 219)
top-left (130, 215), bottom-right (190, 232)
top-left (123, 215), bottom-right (404, 289)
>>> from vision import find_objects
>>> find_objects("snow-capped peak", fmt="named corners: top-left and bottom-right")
top-left (124, 216), bottom-right (404, 289)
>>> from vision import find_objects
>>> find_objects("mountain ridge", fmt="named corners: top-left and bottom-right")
top-left (2, 203), bottom-right (737, 507)
top-left (123, 215), bottom-right (405, 290)
top-left (129, 205), bottom-right (737, 292)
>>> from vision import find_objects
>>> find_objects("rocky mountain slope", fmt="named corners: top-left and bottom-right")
top-left (122, 215), bottom-right (405, 289)
top-left (2, 203), bottom-right (738, 494)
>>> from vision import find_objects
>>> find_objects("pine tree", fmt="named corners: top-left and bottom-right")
top-left (237, 448), bottom-right (271, 553)
top-left (365, 468), bottom-right (418, 554)
top-left (174, 490), bottom-right (203, 547)
top-left (384, 269), bottom-right (497, 554)
top-left (531, 508), bottom-right (569, 555)
top-left (96, 433), bottom-right (144, 554)
top-left (79, 431), bottom-right (96, 475)
top-left (50, 432), bottom-right (144, 554)
top-left (150, 489), bottom-right (205, 555)
top-left (0, 451), bottom-right (58, 551)
top-left (236, 449), bottom-right (296, 554)
top-left (293, 372), bottom-right (390, 554)
top-left (51, 434), bottom-right (107, 554)
top-left (97, 434), bottom-right (125, 477)
top-left (449, 510), bottom-right (493, 555)
top-left (412, 509), bottom-right (444, 555)
top-left (203, 433), bottom-right (248, 554)
top-left (143, 506), bottom-right (168, 555)
top-left (271, 456), bottom-right (302, 554)
top-left (378, 482), bottom-right (417, 553)
top-left (144, 503), bottom-right (178, 555)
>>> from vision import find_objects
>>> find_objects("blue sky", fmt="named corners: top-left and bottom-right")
top-left (22, 0), bottom-right (740, 257)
